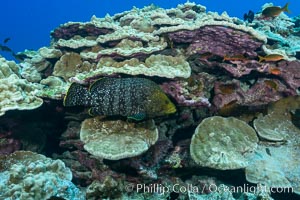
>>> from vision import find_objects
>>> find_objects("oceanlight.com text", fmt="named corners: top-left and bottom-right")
top-left (124, 183), bottom-right (294, 195)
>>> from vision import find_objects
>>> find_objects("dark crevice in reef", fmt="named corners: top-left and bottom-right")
top-left (0, 100), bottom-right (67, 157)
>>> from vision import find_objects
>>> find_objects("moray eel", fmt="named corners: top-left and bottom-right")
top-left (63, 77), bottom-right (176, 120)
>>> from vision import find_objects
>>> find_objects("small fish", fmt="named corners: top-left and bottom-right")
top-left (0, 45), bottom-right (12, 52)
top-left (258, 54), bottom-right (284, 62)
top-left (3, 37), bottom-right (10, 44)
top-left (262, 3), bottom-right (290, 18)
top-left (268, 68), bottom-right (281, 75)
top-left (12, 53), bottom-right (27, 61)
top-left (223, 55), bottom-right (247, 62)
top-left (63, 77), bottom-right (176, 120)
top-left (243, 10), bottom-right (255, 23)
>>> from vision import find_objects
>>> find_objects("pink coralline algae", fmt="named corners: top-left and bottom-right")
top-left (161, 80), bottom-right (211, 107)
top-left (0, 138), bottom-right (21, 156)
top-left (0, 119), bottom-right (21, 155)
top-left (51, 23), bottom-right (114, 40)
top-left (276, 60), bottom-right (300, 90)
top-left (167, 25), bottom-right (263, 57)
top-left (213, 78), bottom-right (295, 110)
top-left (216, 60), bottom-right (265, 77)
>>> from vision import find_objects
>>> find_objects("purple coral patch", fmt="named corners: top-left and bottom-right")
top-left (168, 25), bottom-right (263, 57)
top-left (51, 23), bottom-right (114, 40)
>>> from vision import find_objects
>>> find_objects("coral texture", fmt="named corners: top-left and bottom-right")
top-left (1, 1), bottom-right (300, 199)
top-left (0, 151), bottom-right (84, 199)
top-left (0, 74), bottom-right (43, 116)
top-left (190, 116), bottom-right (258, 170)
top-left (80, 117), bottom-right (158, 160)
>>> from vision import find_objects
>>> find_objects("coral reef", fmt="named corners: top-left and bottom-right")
top-left (246, 96), bottom-right (300, 194)
top-left (0, 74), bottom-right (43, 116)
top-left (37, 76), bottom-right (69, 99)
top-left (0, 58), bottom-right (43, 116)
top-left (246, 144), bottom-right (300, 195)
top-left (1, 1), bottom-right (300, 199)
top-left (161, 73), bottom-right (215, 107)
top-left (253, 112), bottom-right (300, 141)
top-left (250, 3), bottom-right (300, 59)
top-left (53, 52), bottom-right (92, 81)
top-left (190, 116), bottom-right (258, 170)
top-left (80, 117), bottom-right (158, 160)
top-left (213, 78), bottom-right (294, 110)
top-left (38, 47), bottom-right (62, 59)
top-left (0, 151), bottom-right (84, 199)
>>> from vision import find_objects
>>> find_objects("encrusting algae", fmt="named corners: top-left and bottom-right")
top-left (63, 77), bottom-right (176, 120)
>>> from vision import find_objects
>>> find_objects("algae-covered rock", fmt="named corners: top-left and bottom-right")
top-left (246, 144), bottom-right (300, 195)
top-left (0, 151), bottom-right (84, 200)
top-left (188, 183), bottom-right (274, 200)
top-left (253, 96), bottom-right (300, 142)
top-left (247, 96), bottom-right (300, 195)
top-left (253, 112), bottom-right (300, 142)
top-left (80, 117), bottom-right (158, 160)
top-left (190, 116), bottom-right (258, 170)
top-left (267, 95), bottom-right (300, 114)
top-left (86, 177), bottom-right (123, 199)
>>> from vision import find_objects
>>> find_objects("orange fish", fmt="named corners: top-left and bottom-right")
top-left (223, 55), bottom-right (247, 62)
top-left (258, 54), bottom-right (284, 62)
top-left (262, 3), bottom-right (290, 18)
top-left (269, 68), bottom-right (281, 75)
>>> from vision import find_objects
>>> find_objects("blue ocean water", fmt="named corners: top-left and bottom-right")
top-left (0, 0), bottom-right (299, 60)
